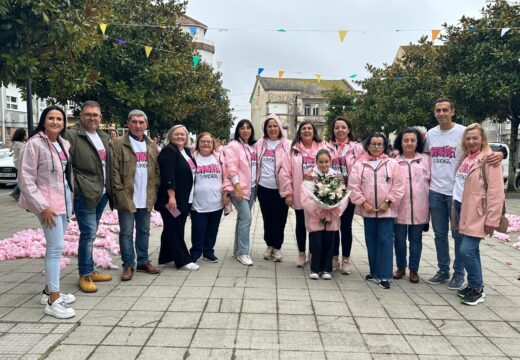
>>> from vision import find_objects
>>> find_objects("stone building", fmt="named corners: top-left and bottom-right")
top-left (250, 76), bottom-right (354, 139)
top-left (178, 15), bottom-right (215, 65)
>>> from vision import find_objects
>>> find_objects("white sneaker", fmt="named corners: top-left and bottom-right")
top-left (273, 249), bottom-right (283, 262)
top-left (322, 272), bottom-right (332, 280)
top-left (341, 257), bottom-right (351, 275)
top-left (295, 252), bottom-right (306, 268)
top-left (237, 255), bottom-right (253, 266)
top-left (40, 290), bottom-right (76, 305)
top-left (263, 246), bottom-right (273, 260)
top-left (309, 272), bottom-right (319, 280)
top-left (44, 298), bottom-right (76, 319)
top-left (180, 262), bottom-right (200, 271)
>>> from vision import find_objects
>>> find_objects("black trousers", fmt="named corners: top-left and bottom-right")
top-left (309, 230), bottom-right (334, 273)
top-left (158, 208), bottom-right (193, 268)
top-left (295, 209), bottom-right (307, 252)
top-left (257, 185), bottom-right (289, 250)
top-left (333, 201), bottom-right (356, 257)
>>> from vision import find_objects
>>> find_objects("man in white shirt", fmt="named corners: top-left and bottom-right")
top-left (110, 110), bottom-right (161, 281)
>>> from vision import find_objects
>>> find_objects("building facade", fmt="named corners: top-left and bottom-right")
top-left (178, 15), bottom-right (215, 65)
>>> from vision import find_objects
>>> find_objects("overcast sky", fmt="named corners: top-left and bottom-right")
top-left (185, 0), bottom-right (488, 121)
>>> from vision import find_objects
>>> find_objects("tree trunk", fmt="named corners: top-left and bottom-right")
top-left (507, 95), bottom-right (519, 191)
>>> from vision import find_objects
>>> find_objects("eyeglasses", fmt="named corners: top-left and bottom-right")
top-left (199, 140), bottom-right (213, 145)
top-left (369, 143), bottom-right (385, 147)
top-left (82, 113), bottom-right (101, 119)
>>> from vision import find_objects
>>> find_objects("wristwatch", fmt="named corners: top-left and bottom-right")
top-left (384, 199), bottom-right (392, 205)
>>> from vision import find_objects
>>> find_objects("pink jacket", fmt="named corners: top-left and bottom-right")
top-left (223, 139), bottom-right (255, 200)
top-left (459, 151), bottom-right (505, 238)
top-left (348, 154), bottom-right (405, 218)
top-left (395, 153), bottom-right (431, 225)
top-left (300, 168), bottom-right (348, 231)
top-left (279, 141), bottom-right (326, 210)
top-left (18, 132), bottom-right (72, 215)
top-left (326, 140), bottom-right (364, 183)
top-left (254, 115), bottom-right (291, 188)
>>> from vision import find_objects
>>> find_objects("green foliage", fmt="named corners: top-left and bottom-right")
top-left (322, 87), bottom-right (359, 138)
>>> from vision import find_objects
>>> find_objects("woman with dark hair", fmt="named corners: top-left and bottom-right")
top-left (224, 119), bottom-right (257, 266)
top-left (155, 125), bottom-right (199, 271)
top-left (392, 128), bottom-right (431, 283)
top-left (326, 116), bottom-right (364, 274)
top-left (348, 133), bottom-right (405, 289)
top-left (255, 115), bottom-right (291, 262)
top-left (280, 121), bottom-right (325, 267)
top-left (9, 127), bottom-right (28, 200)
top-left (18, 106), bottom-right (76, 318)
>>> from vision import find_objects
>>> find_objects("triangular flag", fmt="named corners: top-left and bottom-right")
top-left (193, 55), bottom-right (201, 69)
top-left (352, 98), bottom-right (358, 103)
top-left (189, 26), bottom-right (197, 36)
top-left (257, 68), bottom-right (264, 75)
top-left (144, 46), bottom-right (153, 58)
top-left (322, 103), bottom-right (329, 110)
top-left (277, 28), bottom-right (286, 32)
top-left (315, 74), bottom-right (321, 83)
top-left (116, 39), bottom-right (126, 45)
top-left (216, 61), bottom-right (223, 70)
top-left (395, 76), bottom-right (403, 81)
top-left (352, 106), bottom-right (358, 110)
top-left (349, 74), bottom-right (357, 78)
top-left (431, 29), bottom-right (441, 41)
top-left (277, 70), bottom-right (284, 78)
top-left (338, 30), bottom-right (348, 43)
top-left (99, 23), bottom-right (107, 35)
top-left (501, 28), bottom-right (510, 37)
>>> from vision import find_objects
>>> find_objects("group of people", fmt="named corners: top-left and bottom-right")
top-left (15, 97), bottom-right (505, 319)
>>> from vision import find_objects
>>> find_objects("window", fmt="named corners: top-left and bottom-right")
top-left (304, 103), bottom-right (311, 116)
top-left (6, 96), bottom-right (18, 110)
top-left (312, 105), bottom-right (320, 116)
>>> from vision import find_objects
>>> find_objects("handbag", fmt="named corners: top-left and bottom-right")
top-left (481, 161), bottom-right (509, 233)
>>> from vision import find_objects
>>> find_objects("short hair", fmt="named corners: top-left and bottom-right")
top-left (363, 133), bottom-right (389, 155)
top-left (127, 109), bottom-right (148, 123)
top-left (316, 148), bottom-right (331, 161)
top-left (195, 132), bottom-right (216, 152)
top-left (11, 128), bottom-right (27, 142)
top-left (81, 100), bottom-right (101, 111)
top-left (291, 121), bottom-right (322, 151)
top-left (233, 119), bottom-right (256, 145)
top-left (435, 97), bottom-right (455, 110)
top-left (329, 116), bottom-right (354, 142)
top-left (166, 124), bottom-right (189, 146)
top-left (393, 128), bottom-right (424, 154)
top-left (461, 123), bottom-right (490, 157)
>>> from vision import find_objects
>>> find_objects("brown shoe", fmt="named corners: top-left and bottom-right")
top-left (121, 267), bottom-right (134, 281)
top-left (78, 275), bottom-right (98, 293)
top-left (393, 268), bottom-right (406, 280)
top-left (90, 271), bottom-right (112, 282)
top-left (410, 270), bottom-right (420, 283)
top-left (136, 261), bottom-right (160, 274)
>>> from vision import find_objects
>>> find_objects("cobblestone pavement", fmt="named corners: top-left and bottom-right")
top-left (1, 187), bottom-right (520, 359)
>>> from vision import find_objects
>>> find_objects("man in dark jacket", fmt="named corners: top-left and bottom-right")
top-left (64, 101), bottom-right (113, 293)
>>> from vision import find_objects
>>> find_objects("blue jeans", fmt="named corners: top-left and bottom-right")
top-left (429, 190), bottom-right (464, 277)
top-left (364, 217), bottom-right (394, 281)
top-left (460, 234), bottom-right (483, 289)
top-left (394, 223), bottom-right (424, 271)
top-left (75, 193), bottom-right (109, 276)
top-left (190, 208), bottom-right (224, 261)
top-left (118, 208), bottom-right (151, 269)
top-left (41, 214), bottom-right (68, 292)
top-left (230, 187), bottom-right (256, 255)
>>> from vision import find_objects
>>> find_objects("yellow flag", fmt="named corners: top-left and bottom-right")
top-left (338, 30), bottom-right (348, 43)
top-left (99, 23), bottom-right (107, 35)
top-left (145, 46), bottom-right (153, 58)
top-left (431, 29), bottom-right (441, 41)
top-left (278, 71), bottom-right (284, 78)
top-left (315, 74), bottom-right (321, 83)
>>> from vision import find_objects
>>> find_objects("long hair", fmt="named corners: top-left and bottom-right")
top-left (393, 128), bottom-right (424, 154)
top-left (233, 119), bottom-right (256, 145)
top-left (11, 128), bottom-right (27, 143)
top-left (461, 123), bottom-right (490, 157)
top-left (291, 121), bottom-right (322, 151)
top-left (363, 133), bottom-right (389, 155)
top-left (195, 132), bottom-right (216, 152)
top-left (329, 116), bottom-right (354, 142)
top-left (31, 106), bottom-right (67, 139)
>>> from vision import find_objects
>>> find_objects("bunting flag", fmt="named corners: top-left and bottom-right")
top-left (315, 74), bottom-right (321, 83)
top-left (277, 70), bottom-right (284, 78)
top-left (257, 67), bottom-right (264, 75)
top-left (277, 28), bottom-right (286, 32)
top-left (322, 103), bottom-right (329, 110)
top-left (193, 55), bottom-right (201, 69)
top-left (395, 76), bottom-right (403, 80)
top-left (431, 29), bottom-right (441, 41)
top-left (501, 28), bottom-right (510, 37)
top-left (189, 26), bottom-right (197, 36)
top-left (99, 23), bottom-right (107, 35)
top-left (352, 98), bottom-right (358, 103)
top-left (216, 61), bottom-right (223, 70)
top-left (349, 74), bottom-right (357, 78)
top-left (338, 30), bottom-right (348, 43)
top-left (116, 39), bottom-right (127, 45)
top-left (144, 46), bottom-right (153, 58)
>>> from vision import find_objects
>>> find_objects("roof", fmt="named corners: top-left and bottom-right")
top-left (178, 14), bottom-right (208, 29)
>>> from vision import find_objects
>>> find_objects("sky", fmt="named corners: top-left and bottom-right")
top-left (185, 0), bottom-right (489, 122)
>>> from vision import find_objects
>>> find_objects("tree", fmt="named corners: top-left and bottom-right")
top-left (322, 87), bottom-right (359, 138)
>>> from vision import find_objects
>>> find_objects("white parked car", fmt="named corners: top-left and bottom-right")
top-left (0, 154), bottom-right (17, 186)
top-left (0, 143), bottom-right (11, 160)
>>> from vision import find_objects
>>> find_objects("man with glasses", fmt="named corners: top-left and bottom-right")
top-left (65, 101), bottom-right (113, 293)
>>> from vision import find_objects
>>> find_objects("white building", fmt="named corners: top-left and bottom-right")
top-left (178, 15), bottom-right (215, 65)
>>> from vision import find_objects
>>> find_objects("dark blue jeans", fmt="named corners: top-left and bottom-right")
top-left (364, 217), bottom-right (394, 281)
top-left (190, 208), bottom-right (223, 261)
top-left (118, 208), bottom-right (151, 269)
top-left (74, 193), bottom-right (109, 276)
top-left (394, 223), bottom-right (424, 271)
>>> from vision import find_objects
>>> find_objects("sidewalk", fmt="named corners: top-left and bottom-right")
top-left (1, 190), bottom-right (520, 359)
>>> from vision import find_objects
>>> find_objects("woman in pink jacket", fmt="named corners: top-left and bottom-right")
top-left (453, 124), bottom-right (504, 306)
top-left (255, 115), bottom-right (291, 262)
top-left (18, 106), bottom-right (76, 319)
top-left (392, 128), bottom-right (431, 284)
top-left (279, 121), bottom-right (325, 267)
top-left (326, 116), bottom-right (364, 274)
top-left (348, 133), bottom-right (405, 289)
top-left (224, 119), bottom-right (257, 266)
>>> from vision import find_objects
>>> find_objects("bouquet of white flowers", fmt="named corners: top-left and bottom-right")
top-left (311, 174), bottom-right (349, 208)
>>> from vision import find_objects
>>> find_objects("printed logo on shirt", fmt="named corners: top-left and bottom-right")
top-left (97, 149), bottom-right (107, 168)
top-left (196, 164), bottom-right (221, 180)
top-left (250, 151), bottom-right (257, 167)
top-left (431, 146), bottom-right (456, 164)
top-left (187, 158), bottom-right (196, 170)
top-left (332, 157), bottom-right (347, 176)
top-left (302, 155), bottom-right (315, 172)
top-left (135, 151), bottom-right (148, 169)
top-left (262, 149), bottom-right (275, 163)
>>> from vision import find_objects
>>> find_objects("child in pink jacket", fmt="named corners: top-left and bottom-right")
top-left (301, 149), bottom-right (348, 280)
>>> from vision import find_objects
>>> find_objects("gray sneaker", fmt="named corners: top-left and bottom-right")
top-left (447, 274), bottom-right (465, 290)
top-left (427, 270), bottom-right (450, 284)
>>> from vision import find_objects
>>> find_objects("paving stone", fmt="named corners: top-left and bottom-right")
top-left (168, 297), bottom-right (207, 312)
top-left (393, 319), bottom-right (440, 335)
top-left (405, 335), bottom-right (460, 356)
top-left (280, 351), bottom-right (326, 360)
top-left (176, 286), bottom-right (212, 298)
top-left (0, 333), bottom-right (44, 354)
top-left (157, 311), bottom-right (201, 328)
top-left (362, 334), bottom-right (414, 354)
top-left (488, 337), bottom-right (520, 357)
top-left (132, 296), bottom-right (172, 311)
top-left (209, 286), bottom-right (245, 299)
top-left (62, 325), bottom-right (112, 345)
top-left (446, 336), bottom-right (504, 357)
top-left (102, 327), bottom-right (153, 346)
top-left (278, 299), bottom-right (314, 315)
top-left (2, 307), bottom-right (45, 322)
top-left (432, 319), bottom-right (482, 337)
top-left (320, 332), bottom-right (368, 352)
top-left (198, 312), bottom-right (238, 329)
top-left (279, 330), bottom-right (324, 351)
top-left (313, 301), bottom-right (350, 316)
top-left (418, 305), bottom-right (463, 320)
top-left (190, 328), bottom-right (237, 349)
top-left (471, 320), bottom-right (520, 338)
top-left (118, 310), bottom-right (164, 327)
top-left (147, 328), bottom-right (195, 347)
top-left (243, 287), bottom-right (277, 299)
top-left (316, 315), bottom-right (358, 333)
top-left (95, 296), bottom-right (137, 310)
top-left (356, 317), bottom-right (400, 334)
top-left (242, 299), bottom-right (277, 313)
top-left (141, 285), bottom-right (179, 297)
top-left (88, 345), bottom-right (141, 360)
top-left (239, 313), bottom-right (278, 330)
top-left (80, 310), bottom-right (126, 326)
top-left (235, 329), bottom-right (279, 350)
top-left (45, 344), bottom-right (95, 360)
top-left (9, 323), bottom-right (56, 334)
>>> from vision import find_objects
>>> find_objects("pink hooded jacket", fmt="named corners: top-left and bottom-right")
top-left (279, 140), bottom-right (326, 210)
top-left (223, 138), bottom-right (255, 200)
top-left (300, 167), bottom-right (348, 231)
top-left (395, 153), bottom-right (431, 225)
top-left (18, 132), bottom-right (72, 215)
top-left (326, 140), bottom-right (364, 183)
top-left (348, 154), bottom-right (405, 218)
top-left (254, 115), bottom-right (291, 188)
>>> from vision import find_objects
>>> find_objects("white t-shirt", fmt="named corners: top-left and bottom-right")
top-left (369, 159), bottom-right (381, 170)
top-left (453, 153), bottom-right (480, 202)
top-left (86, 131), bottom-right (107, 193)
top-left (129, 136), bottom-right (148, 209)
top-left (247, 145), bottom-right (257, 188)
top-left (192, 154), bottom-right (223, 213)
top-left (181, 149), bottom-right (196, 203)
top-left (52, 142), bottom-right (72, 218)
top-left (259, 140), bottom-right (280, 189)
top-left (425, 123), bottom-right (465, 196)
